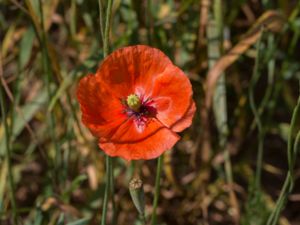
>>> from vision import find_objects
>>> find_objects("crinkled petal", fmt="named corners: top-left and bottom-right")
top-left (171, 100), bottom-right (196, 132)
top-left (108, 117), bottom-right (165, 143)
top-left (96, 45), bottom-right (172, 98)
top-left (150, 65), bottom-right (193, 129)
top-left (76, 74), bottom-right (126, 138)
top-left (99, 127), bottom-right (180, 160)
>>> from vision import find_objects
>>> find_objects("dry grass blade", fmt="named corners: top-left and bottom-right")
top-left (41, 197), bottom-right (82, 218)
top-left (205, 10), bottom-right (285, 110)
top-left (198, 11), bottom-right (285, 223)
top-left (10, 0), bottom-right (30, 16)
top-left (200, 11), bottom-right (285, 168)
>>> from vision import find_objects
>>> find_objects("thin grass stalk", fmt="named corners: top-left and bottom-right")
top-left (293, 130), bottom-right (300, 165)
top-left (151, 154), bottom-right (164, 225)
top-left (211, 0), bottom-right (230, 180)
top-left (63, 121), bottom-right (72, 183)
top-left (266, 92), bottom-right (300, 225)
top-left (99, 0), bottom-right (114, 224)
top-left (271, 173), bottom-right (291, 223)
top-left (260, 34), bottom-right (275, 144)
top-left (287, 92), bottom-right (300, 173)
top-left (101, 156), bottom-right (112, 225)
top-left (3, 30), bottom-right (27, 224)
top-left (288, 28), bottom-right (300, 55)
top-left (98, 0), bottom-right (105, 42)
top-left (0, 55), bottom-right (18, 224)
top-left (70, 0), bottom-right (77, 37)
top-left (38, 0), bottom-right (61, 182)
top-left (249, 29), bottom-right (264, 189)
top-left (250, 34), bottom-right (275, 132)
top-left (5, 59), bottom-right (23, 221)
top-left (110, 158), bottom-right (117, 224)
top-left (66, 93), bottom-right (86, 140)
top-left (288, 0), bottom-right (300, 22)
top-left (0, 22), bottom-right (49, 169)
top-left (211, 0), bottom-right (227, 174)
top-left (210, 1), bottom-right (239, 221)
top-left (10, 53), bottom-right (24, 156)
top-left (103, 0), bottom-right (113, 57)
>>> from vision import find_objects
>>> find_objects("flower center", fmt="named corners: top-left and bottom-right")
top-left (126, 94), bottom-right (141, 112)
top-left (123, 94), bottom-right (157, 130)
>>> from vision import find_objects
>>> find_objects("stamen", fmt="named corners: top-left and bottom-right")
top-left (123, 95), bottom-right (157, 131)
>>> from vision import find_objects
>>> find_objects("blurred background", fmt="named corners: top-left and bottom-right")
top-left (1, 0), bottom-right (300, 224)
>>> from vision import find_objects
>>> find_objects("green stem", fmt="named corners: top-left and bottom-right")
top-left (287, 94), bottom-right (300, 171)
top-left (151, 154), bottom-right (164, 225)
top-left (38, 0), bottom-right (60, 183)
top-left (250, 34), bottom-right (275, 132)
top-left (141, 214), bottom-right (146, 224)
top-left (99, 0), bottom-right (114, 224)
top-left (0, 59), bottom-right (18, 224)
top-left (266, 95), bottom-right (300, 225)
top-left (110, 158), bottom-right (117, 224)
top-left (211, 1), bottom-right (238, 221)
top-left (103, 0), bottom-right (113, 57)
top-left (249, 30), bottom-right (264, 190)
top-left (98, 0), bottom-right (105, 42)
top-left (101, 156), bottom-right (112, 225)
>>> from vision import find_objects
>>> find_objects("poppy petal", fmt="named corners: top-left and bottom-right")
top-left (170, 100), bottom-right (196, 132)
top-left (96, 45), bottom-right (172, 98)
top-left (107, 117), bottom-right (165, 143)
top-left (76, 74), bottom-right (126, 138)
top-left (99, 127), bottom-right (180, 160)
top-left (150, 65), bottom-right (193, 129)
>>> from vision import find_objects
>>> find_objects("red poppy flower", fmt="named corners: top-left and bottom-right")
top-left (77, 45), bottom-right (195, 160)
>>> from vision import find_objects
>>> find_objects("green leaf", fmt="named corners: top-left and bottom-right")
top-left (0, 160), bottom-right (8, 214)
top-left (0, 87), bottom-right (49, 156)
top-left (57, 213), bottom-right (65, 225)
top-left (33, 207), bottom-right (43, 225)
top-left (19, 26), bottom-right (35, 69)
top-left (66, 218), bottom-right (91, 225)
top-left (62, 174), bottom-right (87, 200)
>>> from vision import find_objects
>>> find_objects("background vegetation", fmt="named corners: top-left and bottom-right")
top-left (1, 0), bottom-right (300, 224)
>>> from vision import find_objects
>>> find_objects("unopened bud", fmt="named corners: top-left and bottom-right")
top-left (129, 178), bottom-right (145, 216)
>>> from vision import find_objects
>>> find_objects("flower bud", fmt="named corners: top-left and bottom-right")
top-left (129, 178), bottom-right (145, 216)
